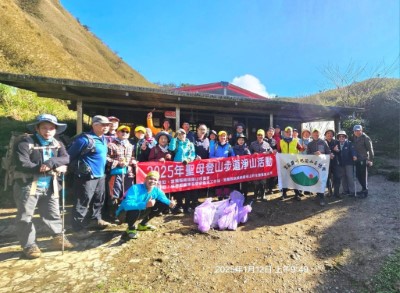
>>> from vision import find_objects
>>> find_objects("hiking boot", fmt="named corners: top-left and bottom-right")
top-left (137, 223), bottom-right (157, 231)
top-left (280, 193), bottom-right (288, 200)
top-left (294, 195), bottom-right (302, 201)
top-left (265, 189), bottom-right (273, 195)
top-left (357, 190), bottom-right (368, 198)
top-left (50, 234), bottom-right (74, 250)
top-left (97, 219), bottom-right (115, 228)
top-left (23, 244), bottom-right (41, 259)
top-left (121, 229), bottom-right (138, 241)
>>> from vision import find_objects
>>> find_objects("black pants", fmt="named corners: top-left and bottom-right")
top-left (355, 160), bottom-right (368, 190)
top-left (72, 175), bottom-right (105, 231)
top-left (125, 201), bottom-right (169, 230)
top-left (282, 188), bottom-right (300, 196)
top-left (266, 177), bottom-right (277, 191)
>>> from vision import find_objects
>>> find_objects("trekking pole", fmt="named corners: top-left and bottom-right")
top-left (353, 163), bottom-right (357, 198)
top-left (61, 172), bottom-right (65, 255)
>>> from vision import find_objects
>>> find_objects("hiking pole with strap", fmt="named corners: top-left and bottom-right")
top-left (353, 162), bottom-right (357, 198)
top-left (61, 172), bottom-right (66, 255)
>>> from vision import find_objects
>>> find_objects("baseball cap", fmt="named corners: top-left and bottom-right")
top-left (218, 130), bottom-right (227, 136)
top-left (108, 116), bottom-right (120, 122)
top-left (256, 129), bottom-right (265, 136)
top-left (176, 128), bottom-right (186, 134)
top-left (92, 115), bottom-right (111, 125)
top-left (117, 125), bottom-right (131, 132)
top-left (134, 126), bottom-right (146, 133)
top-left (284, 126), bottom-right (293, 132)
top-left (353, 125), bottom-right (362, 131)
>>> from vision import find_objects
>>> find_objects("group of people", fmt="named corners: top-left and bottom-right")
top-left (12, 112), bottom-right (374, 259)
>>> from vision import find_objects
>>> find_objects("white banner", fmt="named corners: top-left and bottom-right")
top-left (276, 153), bottom-right (330, 193)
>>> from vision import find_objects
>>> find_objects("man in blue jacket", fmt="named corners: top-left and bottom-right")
top-left (334, 131), bottom-right (357, 197)
top-left (68, 115), bottom-right (112, 237)
top-left (116, 171), bottom-right (176, 240)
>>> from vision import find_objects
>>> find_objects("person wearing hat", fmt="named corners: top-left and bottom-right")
top-left (352, 125), bottom-right (374, 198)
top-left (335, 131), bottom-right (357, 197)
top-left (68, 115), bottom-right (114, 237)
top-left (129, 126), bottom-right (151, 162)
top-left (148, 131), bottom-right (173, 162)
top-left (293, 129), bottom-right (299, 139)
top-left (105, 116), bottom-right (120, 143)
top-left (169, 128), bottom-right (194, 212)
top-left (147, 112), bottom-right (175, 137)
top-left (14, 114), bottom-right (73, 258)
top-left (307, 129), bottom-right (331, 206)
top-left (249, 129), bottom-right (273, 200)
top-left (232, 133), bottom-right (251, 199)
top-left (299, 129), bottom-right (311, 155)
top-left (169, 128), bottom-right (196, 213)
top-left (324, 129), bottom-right (341, 198)
top-left (210, 130), bottom-right (235, 201)
top-left (280, 126), bottom-right (305, 201)
top-left (116, 171), bottom-right (177, 240)
top-left (105, 125), bottom-right (134, 222)
top-left (209, 130), bottom-right (217, 142)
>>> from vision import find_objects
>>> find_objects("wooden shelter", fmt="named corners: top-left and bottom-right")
top-left (0, 73), bottom-right (362, 140)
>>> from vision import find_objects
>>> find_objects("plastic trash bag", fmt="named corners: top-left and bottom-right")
top-left (194, 190), bottom-right (252, 232)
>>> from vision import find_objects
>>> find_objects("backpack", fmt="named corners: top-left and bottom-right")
top-left (67, 132), bottom-right (96, 177)
top-left (1, 132), bottom-right (59, 190)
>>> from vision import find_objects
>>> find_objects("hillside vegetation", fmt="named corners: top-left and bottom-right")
top-left (0, 0), bottom-right (154, 87)
top-left (279, 78), bottom-right (400, 154)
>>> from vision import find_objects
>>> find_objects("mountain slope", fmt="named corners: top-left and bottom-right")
top-left (0, 0), bottom-right (154, 87)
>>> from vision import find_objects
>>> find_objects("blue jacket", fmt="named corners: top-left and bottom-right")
top-left (209, 141), bottom-right (235, 158)
top-left (336, 140), bottom-right (356, 166)
top-left (68, 131), bottom-right (107, 178)
top-left (116, 184), bottom-right (171, 215)
top-left (169, 138), bottom-right (196, 162)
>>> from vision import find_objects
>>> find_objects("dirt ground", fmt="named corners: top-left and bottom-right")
top-left (0, 174), bottom-right (399, 293)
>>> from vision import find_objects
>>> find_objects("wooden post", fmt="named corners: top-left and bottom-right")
top-left (77, 99), bottom-right (83, 134)
top-left (175, 106), bottom-right (180, 132)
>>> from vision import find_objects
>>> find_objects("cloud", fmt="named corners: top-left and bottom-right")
top-left (231, 74), bottom-right (271, 98)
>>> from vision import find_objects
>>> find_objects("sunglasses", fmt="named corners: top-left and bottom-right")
top-left (120, 130), bottom-right (130, 134)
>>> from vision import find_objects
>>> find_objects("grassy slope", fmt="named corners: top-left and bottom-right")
top-left (0, 0), bottom-right (155, 87)
top-left (277, 78), bottom-right (400, 107)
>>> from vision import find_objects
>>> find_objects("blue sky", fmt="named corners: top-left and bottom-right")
top-left (61, 0), bottom-right (399, 97)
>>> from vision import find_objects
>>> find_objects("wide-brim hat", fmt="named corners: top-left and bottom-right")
top-left (155, 131), bottom-right (172, 142)
top-left (27, 114), bottom-right (67, 135)
top-left (336, 130), bottom-right (348, 138)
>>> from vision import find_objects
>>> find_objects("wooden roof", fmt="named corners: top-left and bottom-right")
top-left (0, 72), bottom-right (362, 121)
